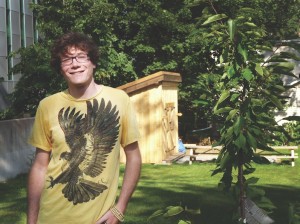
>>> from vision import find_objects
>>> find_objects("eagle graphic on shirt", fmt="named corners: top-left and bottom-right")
top-left (48, 98), bottom-right (120, 205)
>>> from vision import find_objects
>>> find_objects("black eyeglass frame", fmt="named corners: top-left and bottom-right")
top-left (61, 54), bottom-right (90, 66)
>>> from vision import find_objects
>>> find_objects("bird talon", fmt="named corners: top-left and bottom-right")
top-left (47, 176), bottom-right (55, 188)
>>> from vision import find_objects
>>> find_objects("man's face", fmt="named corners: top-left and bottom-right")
top-left (60, 46), bottom-right (96, 88)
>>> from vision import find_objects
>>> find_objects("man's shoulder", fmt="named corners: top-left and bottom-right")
top-left (103, 86), bottom-right (129, 98)
top-left (104, 85), bottom-right (125, 93)
top-left (39, 91), bottom-right (65, 105)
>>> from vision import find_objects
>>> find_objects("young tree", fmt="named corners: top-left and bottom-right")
top-left (202, 12), bottom-right (300, 222)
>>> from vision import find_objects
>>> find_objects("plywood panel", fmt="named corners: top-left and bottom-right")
top-left (118, 71), bottom-right (181, 163)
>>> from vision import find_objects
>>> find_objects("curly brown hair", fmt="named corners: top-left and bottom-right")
top-left (50, 32), bottom-right (100, 73)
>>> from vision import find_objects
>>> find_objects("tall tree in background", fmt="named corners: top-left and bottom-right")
top-left (179, 0), bottom-right (300, 139)
top-left (1, 0), bottom-right (299, 128)
top-left (4, 0), bottom-right (137, 118)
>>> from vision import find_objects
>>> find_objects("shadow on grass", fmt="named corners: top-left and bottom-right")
top-left (0, 173), bottom-right (27, 224)
top-left (129, 182), bottom-right (300, 224)
top-left (262, 185), bottom-right (300, 223)
top-left (131, 184), bottom-right (234, 224)
top-left (1, 171), bottom-right (299, 224)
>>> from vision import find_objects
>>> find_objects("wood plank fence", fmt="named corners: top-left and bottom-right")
top-left (184, 144), bottom-right (298, 166)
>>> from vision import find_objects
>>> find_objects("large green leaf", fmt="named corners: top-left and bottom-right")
top-left (266, 55), bottom-right (288, 63)
top-left (282, 116), bottom-right (300, 122)
top-left (280, 51), bottom-right (300, 61)
top-left (202, 14), bottom-right (228, 25)
top-left (178, 220), bottom-right (191, 224)
top-left (276, 62), bottom-right (295, 70)
top-left (245, 31), bottom-right (262, 38)
top-left (214, 90), bottom-right (231, 112)
top-left (220, 151), bottom-right (232, 170)
top-left (163, 206), bottom-right (184, 217)
top-left (215, 147), bottom-right (226, 164)
top-left (230, 93), bottom-right (240, 102)
top-left (228, 19), bottom-right (236, 41)
top-left (246, 131), bottom-right (257, 149)
top-left (255, 63), bottom-right (264, 76)
top-left (218, 90), bottom-right (231, 104)
top-left (233, 116), bottom-right (244, 135)
top-left (234, 133), bottom-right (246, 149)
top-left (245, 177), bottom-right (260, 184)
top-left (185, 208), bottom-right (201, 215)
top-left (214, 107), bottom-right (233, 114)
top-left (256, 142), bottom-right (275, 152)
top-left (243, 167), bottom-right (256, 175)
top-left (211, 167), bottom-right (223, 176)
top-left (262, 89), bottom-right (284, 110)
top-left (221, 48), bottom-right (229, 63)
top-left (252, 154), bottom-right (271, 164)
top-left (227, 66), bottom-right (236, 78)
top-left (148, 209), bottom-right (165, 220)
top-left (193, 99), bottom-right (210, 105)
top-left (244, 22), bottom-right (257, 28)
top-left (272, 85), bottom-right (286, 92)
top-left (238, 44), bottom-right (248, 62)
top-left (226, 109), bottom-right (239, 121)
top-left (242, 68), bottom-right (254, 81)
top-left (256, 45), bottom-right (273, 51)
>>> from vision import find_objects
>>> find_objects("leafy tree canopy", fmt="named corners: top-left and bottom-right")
top-left (1, 0), bottom-right (299, 129)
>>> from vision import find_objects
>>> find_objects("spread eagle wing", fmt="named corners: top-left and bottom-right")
top-left (58, 106), bottom-right (87, 153)
top-left (51, 107), bottom-right (87, 184)
top-left (81, 98), bottom-right (120, 177)
top-left (48, 99), bottom-right (120, 205)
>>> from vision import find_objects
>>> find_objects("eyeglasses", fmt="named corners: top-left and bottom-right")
top-left (61, 54), bottom-right (90, 66)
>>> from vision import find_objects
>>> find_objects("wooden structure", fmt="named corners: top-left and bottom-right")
top-left (117, 71), bottom-right (182, 164)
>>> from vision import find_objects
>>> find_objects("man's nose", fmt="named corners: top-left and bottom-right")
top-left (71, 57), bottom-right (80, 66)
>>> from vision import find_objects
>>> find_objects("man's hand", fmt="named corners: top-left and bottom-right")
top-left (95, 209), bottom-right (119, 224)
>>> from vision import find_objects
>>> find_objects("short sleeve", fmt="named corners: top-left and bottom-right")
top-left (28, 101), bottom-right (52, 151)
top-left (120, 95), bottom-right (140, 147)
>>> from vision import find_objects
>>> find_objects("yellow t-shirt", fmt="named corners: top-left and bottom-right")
top-left (28, 86), bottom-right (139, 224)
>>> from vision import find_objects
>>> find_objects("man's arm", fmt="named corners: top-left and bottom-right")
top-left (96, 141), bottom-right (141, 224)
top-left (27, 148), bottom-right (50, 224)
top-left (115, 141), bottom-right (141, 213)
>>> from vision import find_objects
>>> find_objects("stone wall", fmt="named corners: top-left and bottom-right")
top-left (0, 117), bottom-right (35, 181)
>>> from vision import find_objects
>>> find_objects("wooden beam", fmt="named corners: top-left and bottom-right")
top-left (117, 71), bottom-right (182, 94)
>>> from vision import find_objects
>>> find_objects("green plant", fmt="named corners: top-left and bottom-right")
top-left (273, 121), bottom-right (300, 146)
top-left (289, 202), bottom-right (300, 224)
top-left (202, 12), bottom-right (300, 223)
top-left (148, 204), bottom-right (201, 224)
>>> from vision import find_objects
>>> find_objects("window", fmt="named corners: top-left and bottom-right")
top-left (6, 0), bottom-right (12, 80)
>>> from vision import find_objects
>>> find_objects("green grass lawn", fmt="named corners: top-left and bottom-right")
top-left (0, 158), bottom-right (299, 224)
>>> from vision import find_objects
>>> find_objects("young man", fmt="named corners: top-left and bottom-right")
top-left (27, 32), bottom-right (141, 224)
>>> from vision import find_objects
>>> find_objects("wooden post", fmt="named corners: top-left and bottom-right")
top-left (291, 149), bottom-right (295, 167)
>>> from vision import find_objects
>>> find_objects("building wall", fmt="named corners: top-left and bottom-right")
top-left (0, 0), bottom-right (36, 110)
top-left (273, 42), bottom-right (300, 124)
top-left (0, 117), bottom-right (35, 181)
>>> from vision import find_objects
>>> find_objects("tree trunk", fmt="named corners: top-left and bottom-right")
top-left (238, 151), bottom-right (246, 222)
